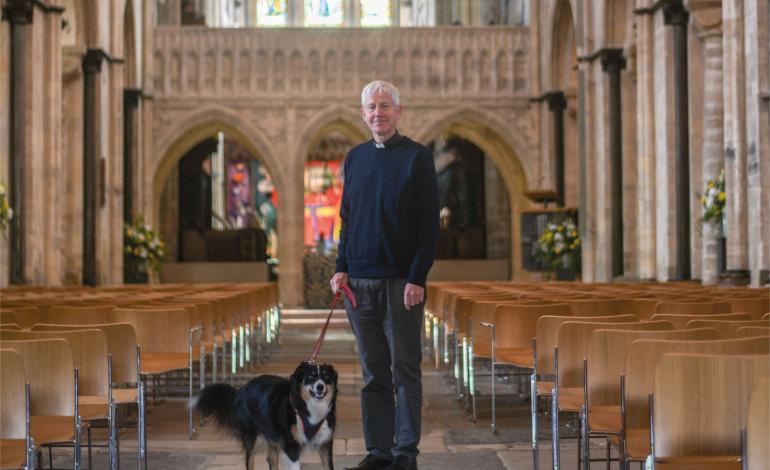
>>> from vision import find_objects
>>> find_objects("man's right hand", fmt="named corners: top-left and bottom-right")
top-left (330, 272), bottom-right (349, 294)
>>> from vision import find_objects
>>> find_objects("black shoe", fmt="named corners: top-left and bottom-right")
top-left (343, 454), bottom-right (392, 470)
top-left (384, 455), bottom-right (417, 470)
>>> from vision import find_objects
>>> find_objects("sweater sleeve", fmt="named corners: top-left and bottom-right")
top-left (335, 154), bottom-right (351, 273)
top-left (407, 148), bottom-right (440, 287)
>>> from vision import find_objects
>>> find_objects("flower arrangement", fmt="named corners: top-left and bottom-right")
top-left (535, 218), bottom-right (581, 276)
top-left (697, 169), bottom-right (726, 233)
top-left (124, 218), bottom-right (165, 274)
top-left (0, 183), bottom-right (12, 236)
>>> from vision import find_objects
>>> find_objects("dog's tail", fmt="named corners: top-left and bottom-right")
top-left (192, 383), bottom-right (238, 431)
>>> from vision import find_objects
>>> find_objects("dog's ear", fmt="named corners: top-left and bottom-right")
top-left (326, 364), bottom-right (338, 386)
top-left (290, 362), bottom-right (309, 385)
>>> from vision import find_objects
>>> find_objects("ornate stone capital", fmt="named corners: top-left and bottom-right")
top-left (663, 0), bottom-right (690, 26)
top-left (545, 91), bottom-right (567, 112)
top-left (600, 48), bottom-right (627, 74)
top-left (684, 0), bottom-right (722, 37)
top-left (82, 49), bottom-right (108, 74)
top-left (1, 0), bottom-right (34, 24)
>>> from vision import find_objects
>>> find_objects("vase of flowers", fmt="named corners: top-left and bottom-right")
top-left (697, 169), bottom-right (727, 273)
top-left (535, 218), bottom-right (581, 280)
top-left (697, 169), bottom-right (726, 234)
top-left (124, 217), bottom-right (165, 284)
top-left (0, 183), bottom-right (12, 237)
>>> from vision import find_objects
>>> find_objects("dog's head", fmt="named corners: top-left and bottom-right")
top-left (291, 361), bottom-right (338, 402)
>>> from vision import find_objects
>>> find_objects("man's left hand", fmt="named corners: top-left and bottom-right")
top-left (404, 283), bottom-right (424, 310)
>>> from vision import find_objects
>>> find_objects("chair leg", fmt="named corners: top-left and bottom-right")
top-left (530, 374), bottom-right (539, 470)
top-left (580, 406), bottom-right (589, 470)
top-left (87, 426), bottom-right (93, 470)
top-left (139, 381), bottom-right (147, 470)
top-left (551, 388), bottom-right (560, 470)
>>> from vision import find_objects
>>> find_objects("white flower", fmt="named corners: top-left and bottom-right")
top-left (554, 232), bottom-right (563, 241)
top-left (139, 248), bottom-right (148, 259)
top-left (548, 223), bottom-right (557, 231)
top-left (7, 208), bottom-right (12, 219)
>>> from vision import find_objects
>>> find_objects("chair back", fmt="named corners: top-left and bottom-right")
top-left (653, 353), bottom-right (769, 459)
top-left (43, 304), bottom-right (116, 325)
top-left (686, 319), bottom-right (769, 336)
top-left (1, 329), bottom-right (109, 396)
top-left (653, 300), bottom-right (731, 315)
top-left (586, 327), bottom-right (720, 407)
top-left (625, 336), bottom-right (770, 430)
top-left (534, 314), bottom-right (637, 375)
top-left (32, 323), bottom-right (138, 383)
top-left (110, 307), bottom-right (192, 354)
top-left (747, 378), bottom-right (770, 470)
top-left (0, 339), bottom-right (75, 416)
top-left (733, 326), bottom-right (770, 338)
top-left (0, 349), bottom-right (26, 439)
top-left (557, 320), bottom-right (673, 388)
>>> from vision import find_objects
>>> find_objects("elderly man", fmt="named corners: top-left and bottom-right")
top-left (330, 80), bottom-right (439, 470)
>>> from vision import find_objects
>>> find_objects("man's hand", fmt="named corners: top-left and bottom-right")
top-left (404, 283), bottom-right (424, 310)
top-left (330, 272), bottom-right (349, 294)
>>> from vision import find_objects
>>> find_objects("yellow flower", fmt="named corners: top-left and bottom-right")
top-left (717, 192), bottom-right (725, 202)
top-left (707, 181), bottom-right (715, 189)
top-left (574, 239), bottom-right (581, 246)
top-left (571, 230), bottom-right (577, 237)
top-left (544, 232), bottom-right (553, 241)
top-left (554, 247), bottom-right (562, 255)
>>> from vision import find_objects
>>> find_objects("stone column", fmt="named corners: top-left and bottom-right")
top-left (546, 91), bottom-right (567, 207)
top-left (2, 0), bottom-right (33, 284)
top-left (743, 0), bottom-right (770, 286)
top-left (686, 1), bottom-right (724, 284)
top-left (722, 0), bottom-right (750, 280)
top-left (634, 8), bottom-right (658, 280)
top-left (664, 0), bottom-right (692, 280)
top-left (123, 89), bottom-right (141, 223)
top-left (600, 49), bottom-right (627, 279)
top-left (82, 49), bottom-right (107, 286)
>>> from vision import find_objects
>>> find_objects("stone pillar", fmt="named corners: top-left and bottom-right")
top-left (546, 91), bottom-right (567, 207)
top-left (600, 49), bottom-right (627, 279)
top-left (634, 8), bottom-right (658, 280)
top-left (722, 0), bottom-right (750, 279)
top-left (82, 49), bottom-right (107, 286)
top-left (743, 0), bottom-right (770, 286)
top-left (686, 1), bottom-right (724, 284)
top-left (664, 1), bottom-right (692, 280)
top-left (2, 0), bottom-right (33, 284)
top-left (123, 89), bottom-right (141, 223)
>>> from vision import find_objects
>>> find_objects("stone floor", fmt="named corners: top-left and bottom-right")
top-left (50, 309), bottom-right (624, 469)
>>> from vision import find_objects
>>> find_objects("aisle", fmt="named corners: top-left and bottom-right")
top-left (60, 309), bottom-right (598, 469)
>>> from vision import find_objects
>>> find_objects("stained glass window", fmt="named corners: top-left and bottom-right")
top-left (360, 0), bottom-right (391, 27)
top-left (256, 0), bottom-right (287, 26)
top-left (304, 0), bottom-right (344, 27)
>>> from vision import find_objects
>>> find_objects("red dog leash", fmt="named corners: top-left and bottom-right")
top-left (308, 284), bottom-right (357, 363)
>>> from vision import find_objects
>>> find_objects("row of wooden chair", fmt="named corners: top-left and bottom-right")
top-left (424, 281), bottom-right (768, 470)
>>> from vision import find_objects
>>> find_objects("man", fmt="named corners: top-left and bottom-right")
top-left (330, 80), bottom-right (439, 470)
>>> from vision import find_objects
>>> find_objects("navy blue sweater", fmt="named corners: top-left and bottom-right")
top-left (335, 133), bottom-right (439, 287)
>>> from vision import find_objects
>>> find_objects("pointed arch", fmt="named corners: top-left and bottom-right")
top-left (152, 107), bottom-right (282, 228)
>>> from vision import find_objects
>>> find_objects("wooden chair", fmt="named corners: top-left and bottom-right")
top-left (651, 312), bottom-right (752, 329)
top-left (653, 300), bottom-right (732, 315)
top-left (32, 323), bottom-right (147, 469)
top-left (581, 328), bottom-right (720, 469)
top-left (652, 353), bottom-right (770, 469)
top-left (1, 310), bottom-right (19, 325)
top-left (1, 328), bottom-right (115, 468)
top-left (0, 323), bottom-right (22, 330)
top-left (473, 303), bottom-right (571, 431)
top-left (763, 312), bottom-right (769, 321)
top-left (0, 306), bottom-right (40, 328)
top-left (616, 336), bottom-right (770, 468)
top-left (1, 339), bottom-right (81, 469)
top-left (109, 307), bottom-right (201, 438)
top-left (746, 378), bottom-right (769, 470)
top-left (551, 320), bottom-right (673, 469)
top-left (686, 319), bottom-right (770, 336)
top-left (41, 304), bottom-right (116, 325)
top-left (0, 349), bottom-right (34, 469)
top-left (529, 313), bottom-right (638, 470)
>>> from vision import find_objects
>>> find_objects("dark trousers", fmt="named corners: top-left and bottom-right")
top-left (344, 278), bottom-right (423, 460)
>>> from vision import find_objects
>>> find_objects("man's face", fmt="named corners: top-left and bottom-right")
top-left (361, 91), bottom-right (401, 138)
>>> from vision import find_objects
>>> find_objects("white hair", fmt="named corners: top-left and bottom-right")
top-left (361, 80), bottom-right (400, 107)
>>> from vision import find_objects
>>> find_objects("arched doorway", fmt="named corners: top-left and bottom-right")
top-left (154, 122), bottom-right (280, 283)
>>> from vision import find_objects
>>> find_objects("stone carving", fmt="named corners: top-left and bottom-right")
top-left (152, 27), bottom-right (529, 98)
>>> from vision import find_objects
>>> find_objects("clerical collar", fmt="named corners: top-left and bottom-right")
top-left (373, 132), bottom-right (403, 149)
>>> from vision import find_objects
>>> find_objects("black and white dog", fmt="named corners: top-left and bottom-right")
top-left (193, 361), bottom-right (338, 469)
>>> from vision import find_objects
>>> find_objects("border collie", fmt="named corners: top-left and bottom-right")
top-left (193, 361), bottom-right (338, 469)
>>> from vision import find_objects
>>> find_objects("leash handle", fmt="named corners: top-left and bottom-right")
top-left (309, 284), bottom-right (357, 363)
